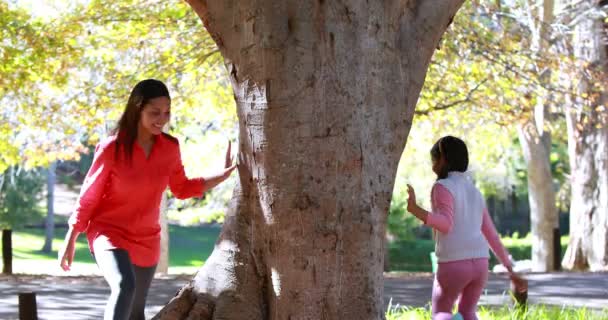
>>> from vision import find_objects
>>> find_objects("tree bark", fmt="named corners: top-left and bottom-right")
top-left (562, 1), bottom-right (608, 271)
top-left (154, 1), bottom-right (464, 319)
top-left (42, 161), bottom-right (56, 253)
top-left (517, 120), bottom-right (558, 272)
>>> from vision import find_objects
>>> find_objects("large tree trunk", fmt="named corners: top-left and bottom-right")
top-left (562, 1), bottom-right (608, 271)
top-left (517, 120), bottom-right (558, 272)
top-left (154, 1), bottom-right (464, 319)
top-left (42, 161), bottom-right (56, 253)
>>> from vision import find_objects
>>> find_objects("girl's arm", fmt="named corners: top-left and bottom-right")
top-left (481, 208), bottom-right (513, 271)
top-left (481, 208), bottom-right (528, 293)
top-left (407, 184), bottom-right (454, 234)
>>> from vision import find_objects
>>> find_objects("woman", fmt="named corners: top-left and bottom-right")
top-left (58, 79), bottom-right (236, 320)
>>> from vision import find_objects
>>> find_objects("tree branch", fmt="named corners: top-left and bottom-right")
top-left (184, 0), bottom-right (223, 47)
top-left (412, 0), bottom-right (466, 29)
top-left (184, 0), bottom-right (211, 27)
top-left (415, 77), bottom-right (490, 116)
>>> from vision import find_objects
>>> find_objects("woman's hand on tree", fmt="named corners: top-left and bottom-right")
top-left (223, 140), bottom-right (237, 178)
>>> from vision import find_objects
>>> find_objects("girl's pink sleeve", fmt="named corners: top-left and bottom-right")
top-left (425, 184), bottom-right (454, 234)
top-left (168, 143), bottom-right (205, 199)
top-left (68, 142), bottom-right (113, 232)
top-left (482, 207), bottom-right (513, 268)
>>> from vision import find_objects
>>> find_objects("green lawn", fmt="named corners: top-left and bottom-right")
top-left (2, 227), bottom-right (570, 273)
top-left (3, 225), bottom-right (220, 273)
top-left (389, 235), bottom-right (570, 272)
top-left (386, 304), bottom-right (608, 320)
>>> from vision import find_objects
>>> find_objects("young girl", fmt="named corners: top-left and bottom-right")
top-left (406, 136), bottom-right (527, 320)
top-left (58, 79), bottom-right (236, 320)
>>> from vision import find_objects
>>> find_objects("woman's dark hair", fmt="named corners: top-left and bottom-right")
top-left (430, 135), bottom-right (469, 179)
top-left (113, 79), bottom-right (170, 162)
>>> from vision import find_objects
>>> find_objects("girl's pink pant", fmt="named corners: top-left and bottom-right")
top-left (432, 258), bottom-right (489, 320)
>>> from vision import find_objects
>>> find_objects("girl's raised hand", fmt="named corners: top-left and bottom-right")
top-left (406, 184), bottom-right (417, 213)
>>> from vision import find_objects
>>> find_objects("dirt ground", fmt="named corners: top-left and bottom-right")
top-left (1, 271), bottom-right (607, 319)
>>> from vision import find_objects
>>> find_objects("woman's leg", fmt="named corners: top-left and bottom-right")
top-left (94, 249), bottom-right (136, 320)
top-left (457, 258), bottom-right (489, 320)
top-left (129, 264), bottom-right (157, 320)
top-left (432, 260), bottom-right (473, 320)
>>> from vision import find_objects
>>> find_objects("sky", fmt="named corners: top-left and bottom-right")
top-left (11, 0), bottom-right (82, 20)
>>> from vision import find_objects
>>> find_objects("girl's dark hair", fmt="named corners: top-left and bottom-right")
top-left (430, 135), bottom-right (469, 179)
top-left (113, 79), bottom-right (170, 162)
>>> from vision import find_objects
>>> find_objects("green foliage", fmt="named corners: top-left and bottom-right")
top-left (389, 239), bottom-right (435, 272)
top-left (1, 1), bottom-right (85, 171)
top-left (391, 1), bottom-right (579, 241)
top-left (389, 235), bottom-right (570, 272)
top-left (0, 166), bottom-right (45, 229)
top-left (3, 0), bottom-right (238, 222)
top-left (387, 196), bottom-right (418, 242)
top-left (2, 0), bottom-right (236, 173)
top-left (388, 188), bottom-right (433, 242)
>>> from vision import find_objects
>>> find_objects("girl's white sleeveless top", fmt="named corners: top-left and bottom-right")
top-left (434, 171), bottom-right (489, 263)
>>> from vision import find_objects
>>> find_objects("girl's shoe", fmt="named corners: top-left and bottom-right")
top-left (452, 313), bottom-right (464, 320)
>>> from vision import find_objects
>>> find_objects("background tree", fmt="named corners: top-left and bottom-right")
top-left (41, 161), bottom-right (56, 253)
top-left (402, 1), bottom-right (584, 271)
top-left (512, 0), bottom-right (560, 272)
top-left (561, 1), bottom-right (608, 271)
top-left (0, 167), bottom-right (45, 230)
top-left (0, 2), bottom-right (84, 171)
top-left (0, 166), bottom-right (45, 273)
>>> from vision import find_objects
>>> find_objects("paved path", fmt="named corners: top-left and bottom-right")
top-left (1, 272), bottom-right (606, 319)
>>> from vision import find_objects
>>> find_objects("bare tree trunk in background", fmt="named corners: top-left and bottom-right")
top-left (562, 1), bottom-right (608, 271)
top-left (517, 121), bottom-right (558, 271)
top-left (42, 161), bottom-right (56, 253)
top-left (157, 192), bottom-right (169, 275)
top-left (153, 1), bottom-right (465, 319)
top-left (516, 0), bottom-right (559, 272)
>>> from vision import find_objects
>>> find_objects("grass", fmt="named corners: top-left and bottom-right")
top-left (389, 235), bottom-right (570, 272)
top-left (0, 227), bottom-right (574, 273)
top-left (2, 224), bottom-right (220, 274)
top-left (386, 303), bottom-right (608, 320)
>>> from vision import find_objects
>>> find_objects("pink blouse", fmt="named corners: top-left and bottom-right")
top-left (68, 133), bottom-right (205, 267)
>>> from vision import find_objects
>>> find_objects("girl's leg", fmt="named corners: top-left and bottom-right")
top-left (457, 258), bottom-right (489, 320)
top-left (432, 260), bottom-right (473, 320)
top-left (129, 264), bottom-right (157, 320)
top-left (94, 249), bottom-right (136, 320)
